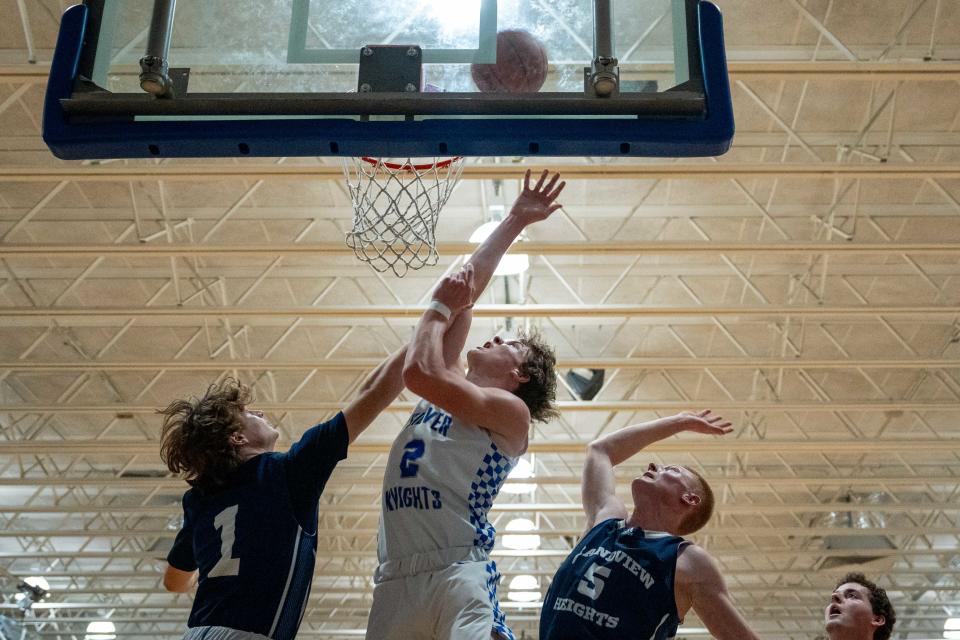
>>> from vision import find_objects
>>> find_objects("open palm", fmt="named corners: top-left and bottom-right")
top-left (510, 169), bottom-right (566, 224)
top-left (679, 409), bottom-right (734, 436)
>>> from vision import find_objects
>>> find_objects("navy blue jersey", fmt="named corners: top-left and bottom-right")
top-left (167, 413), bottom-right (348, 639)
top-left (540, 519), bottom-right (688, 640)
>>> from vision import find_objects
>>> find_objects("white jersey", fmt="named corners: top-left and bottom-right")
top-left (377, 399), bottom-right (518, 566)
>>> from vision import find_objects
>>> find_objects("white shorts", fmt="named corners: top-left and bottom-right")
top-left (182, 628), bottom-right (270, 640)
top-left (366, 555), bottom-right (513, 640)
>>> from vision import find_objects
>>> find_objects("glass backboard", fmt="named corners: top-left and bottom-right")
top-left (43, 0), bottom-right (734, 158)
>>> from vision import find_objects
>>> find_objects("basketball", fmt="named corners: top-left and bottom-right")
top-left (471, 30), bottom-right (549, 93)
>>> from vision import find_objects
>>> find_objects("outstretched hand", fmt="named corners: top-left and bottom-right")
top-left (509, 169), bottom-right (566, 226)
top-left (431, 264), bottom-right (475, 319)
top-left (677, 409), bottom-right (733, 436)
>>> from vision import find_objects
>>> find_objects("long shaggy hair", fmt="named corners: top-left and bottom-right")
top-left (159, 379), bottom-right (251, 494)
top-left (515, 329), bottom-right (560, 423)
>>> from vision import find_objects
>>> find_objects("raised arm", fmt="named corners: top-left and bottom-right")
top-left (465, 169), bottom-right (565, 297)
top-left (677, 545), bottom-right (762, 640)
top-left (403, 266), bottom-right (530, 449)
top-left (439, 170), bottom-right (566, 365)
top-left (582, 410), bottom-right (732, 529)
top-left (342, 346), bottom-right (408, 443)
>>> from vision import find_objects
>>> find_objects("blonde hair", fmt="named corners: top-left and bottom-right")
top-left (676, 467), bottom-right (715, 535)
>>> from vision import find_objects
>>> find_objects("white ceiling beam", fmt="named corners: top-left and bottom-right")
top-left (4, 242), bottom-right (960, 257)
top-left (2, 164), bottom-right (960, 182)
top-left (0, 304), bottom-right (956, 320)
top-left (0, 436), bottom-right (957, 455)
top-left (1, 357), bottom-right (958, 370)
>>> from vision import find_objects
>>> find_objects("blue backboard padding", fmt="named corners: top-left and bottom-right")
top-left (43, 2), bottom-right (734, 159)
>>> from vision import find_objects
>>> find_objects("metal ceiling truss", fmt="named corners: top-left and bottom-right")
top-left (0, 0), bottom-right (959, 638)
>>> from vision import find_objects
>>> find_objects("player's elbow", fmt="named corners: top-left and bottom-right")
top-left (162, 568), bottom-right (193, 593)
top-left (402, 361), bottom-right (436, 397)
top-left (403, 363), bottom-right (456, 405)
top-left (586, 439), bottom-right (609, 457)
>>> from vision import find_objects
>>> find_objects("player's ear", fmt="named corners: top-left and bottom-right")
top-left (871, 614), bottom-right (885, 630)
top-left (681, 492), bottom-right (702, 507)
top-left (512, 368), bottom-right (530, 385)
top-left (229, 431), bottom-right (247, 447)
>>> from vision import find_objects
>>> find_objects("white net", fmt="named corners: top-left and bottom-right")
top-left (342, 157), bottom-right (464, 277)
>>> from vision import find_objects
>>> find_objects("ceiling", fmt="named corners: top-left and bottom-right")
top-left (1, 0), bottom-right (960, 638)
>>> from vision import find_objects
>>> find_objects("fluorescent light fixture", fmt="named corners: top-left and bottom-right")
top-left (502, 517), bottom-right (540, 550)
top-left (468, 221), bottom-right (529, 276)
top-left (947, 618), bottom-right (960, 630)
top-left (24, 576), bottom-right (49, 591)
top-left (509, 574), bottom-right (540, 591)
top-left (506, 589), bottom-right (540, 602)
top-left (502, 456), bottom-right (536, 494)
top-left (85, 621), bottom-right (116, 640)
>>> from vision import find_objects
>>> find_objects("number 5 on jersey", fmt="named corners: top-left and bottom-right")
top-left (209, 505), bottom-right (241, 578)
top-left (577, 562), bottom-right (611, 600)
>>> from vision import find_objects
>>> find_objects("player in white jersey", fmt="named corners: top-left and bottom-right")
top-left (366, 170), bottom-right (566, 640)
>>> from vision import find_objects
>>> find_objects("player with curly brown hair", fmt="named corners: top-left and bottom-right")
top-left (160, 347), bottom-right (407, 640)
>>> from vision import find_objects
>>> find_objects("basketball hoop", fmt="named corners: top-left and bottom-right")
top-left (342, 156), bottom-right (464, 277)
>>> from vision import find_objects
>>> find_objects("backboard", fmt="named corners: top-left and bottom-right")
top-left (43, 0), bottom-right (734, 159)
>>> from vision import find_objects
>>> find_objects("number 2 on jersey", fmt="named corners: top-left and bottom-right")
top-left (208, 505), bottom-right (241, 578)
top-left (399, 439), bottom-right (426, 478)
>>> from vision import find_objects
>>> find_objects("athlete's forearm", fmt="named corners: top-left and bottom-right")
top-left (359, 346), bottom-right (407, 396)
top-left (464, 215), bottom-right (526, 302)
top-left (588, 415), bottom-right (687, 467)
top-left (404, 314), bottom-right (450, 382)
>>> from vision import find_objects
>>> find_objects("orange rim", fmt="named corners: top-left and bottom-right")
top-left (360, 156), bottom-right (463, 172)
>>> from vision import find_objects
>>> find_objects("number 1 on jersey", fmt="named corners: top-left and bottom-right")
top-left (209, 505), bottom-right (240, 578)
top-left (399, 439), bottom-right (426, 478)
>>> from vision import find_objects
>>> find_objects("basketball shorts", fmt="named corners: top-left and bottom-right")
top-left (182, 627), bottom-right (270, 640)
top-left (366, 548), bottom-right (514, 640)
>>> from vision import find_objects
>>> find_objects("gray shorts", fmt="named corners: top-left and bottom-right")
top-left (367, 556), bottom-right (514, 640)
top-left (182, 628), bottom-right (271, 640)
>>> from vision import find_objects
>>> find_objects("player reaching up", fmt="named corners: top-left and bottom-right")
top-left (540, 411), bottom-right (764, 640)
top-left (365, 170), bottom-right (565, 640)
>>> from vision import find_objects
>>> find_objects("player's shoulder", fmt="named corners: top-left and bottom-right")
top-left (676, 543), bottom-right (722, 583)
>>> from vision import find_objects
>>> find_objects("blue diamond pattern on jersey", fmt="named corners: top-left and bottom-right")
top-left (485, 560), bottom-right (515, 640)
top-left (468, 444), bottom-right (515, 551)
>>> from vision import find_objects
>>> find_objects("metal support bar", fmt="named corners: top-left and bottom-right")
top-left (1, 357), bottom-right (958, 371)
top-left (139, 0), bottom-right (177, 97)
top-left (13, 0), bottom-right (36, 63)
top-left (62, 90), bottom-right (702, 118)
top-left (7, 61), bottom-right (960, 84)
top-left (0, 304), bottom-right (956, 319)
top-left (0, 402), bottom-right (957, 420)
top-left (588, 0), bottom-right (619, 97)
top-left (3, 242), bottom-right (960, 258)
top-left (3, 164), bottom-right (960, 182)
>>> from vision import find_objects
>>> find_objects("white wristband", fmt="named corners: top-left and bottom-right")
top-left (427, 300), bottom-right (452, 321)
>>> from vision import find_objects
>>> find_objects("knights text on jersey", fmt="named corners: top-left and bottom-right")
top-left (166, 413), bottom-right (348, 640)
top-left (377, 399), bottom-right (517, 564)
top-left (539, 519), bottom-right (688, 640)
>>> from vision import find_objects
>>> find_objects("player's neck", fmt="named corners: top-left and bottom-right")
top-left (827, 629), bottom-right (874, 640)
top-left (624, 504), bottom-right (679, 535)
top-left (237, 445), bottom-right (270, 462)
top-left (465, 368), bottom-right (513, 392)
